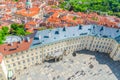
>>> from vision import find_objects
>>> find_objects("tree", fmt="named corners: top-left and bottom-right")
top-left (10, 23), bottom-right (27, 36)
top-left (18, 24), bottom-right (24, 28)
top-left (0, 29), bottom-right (6, 44)
top-left (11, 23), bottom-right (19, 30)
top-left (16, 28), bottom-right (25, 36)
top-left (2, 26), bottom-right (9, 35)
top-left (73, 16), bottom-right (77, 20)
top-left (59, 0), bottom-right (120, 17)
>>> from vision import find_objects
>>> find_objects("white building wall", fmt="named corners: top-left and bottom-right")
top-left (1, 35), bottom-right (120, 79)
top-left (111, 46), bottom-right (120, 61)
top-left (0, 60), bottom-right (7, 80)
top-left (110, 41), bottom-right (119, 59)
top-left (0, 63), bottom-right (7, 80)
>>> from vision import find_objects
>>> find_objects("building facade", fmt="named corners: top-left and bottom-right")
top-left (0, 25), bottom-right (120, 80)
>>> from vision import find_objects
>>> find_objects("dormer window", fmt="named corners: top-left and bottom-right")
top-left (63, 27), bottom-right (66, 31)
top-left (116, 29), bottom-right (119, 32)
top-left (55, 31), bottom-right (59, 34)
top-left (100, 27), bottom-right (103, 31)
top-left (79, 25), bottom-right (82, 30)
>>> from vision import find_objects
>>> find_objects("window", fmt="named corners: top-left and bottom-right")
top-left (23, 60), bottom-right (25, 63)
top-left (40, 55), bottom-right (42, 58)
top-left (11, 54), bottom-right (13, 57)
top-left (16, 53), bottom-right (18, 55)
top-left (105, 47), bottom-right (107, 49)
top-left (96, 45), bottom-right (98, 48)
top-left (13, 63), bottom-right (16, 66)
top-left (21, 51), bottom-right (23, 54)
top-left (47, 49), bottom-right (49, 51)
top-left (27, 55), bottom-right (29, 57)
top-left (17, 57), bottom-right (19, 60)
top-left (22, 56), bottom-right (24, 58)
top-left (27, 59), bottom-right (30, 62)
top-left (99, 46), bottom-right (101, 48)
top-left (18, 62), bottom-right (20, 65)
top-left (32, 57), bottom-right (34, 60)
top-left (26, 50), bottom-right (28, 52)
top-left (12, 59), bottom-right (14, 61)
top-left (36, 56), bottom-right (38, 59)
top-left (6, 61), bottom-right (9, 63)
top-left (8, 65), bottom-right (10, 68)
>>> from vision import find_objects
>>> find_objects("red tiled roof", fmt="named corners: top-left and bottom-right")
top-left (26, 21), bottom-right (37, 25)
top-left (0, 38), bottom-right (33, 56)
top-left (25, 21), bottom-right (37, 31)
top-left (26, 29), bottom-right (34, 33)
top-left (16, 7), bottom-right (40, 17)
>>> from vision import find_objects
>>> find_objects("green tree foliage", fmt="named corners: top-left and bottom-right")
top-left (16, 28), bottom-right (25, 36)
top-left (0, 23), bottom-right (29, 44)
top-left (73, 16), bottom-right (77, 20)
top-left (0, 26), bottom-right (9, 44)
top-left (10, 23), bottom-right (26, 36)
top-left (13, 0), bottom-right (18, 2)
top-left (11, 23), bottom-right (19, 30)
top-left (2, 26), bottom-right (9, 35)
top-left (59, 0), bottom-right (120, 17)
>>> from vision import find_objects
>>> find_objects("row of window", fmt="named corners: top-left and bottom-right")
top-left (5, 36), bottom-right (118, 70)
top-left (7, 55), bottom-right (43, 69)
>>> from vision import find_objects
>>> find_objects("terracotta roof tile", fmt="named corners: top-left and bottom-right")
top-left (16, 7), bottom-right (40, 17)
top-left (0, 38), bottom-right (33, 56)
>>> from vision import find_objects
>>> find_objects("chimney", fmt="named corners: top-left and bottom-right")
top-left (26, 37), bottom-right (30, 42)
top-left (48, 33), bottom-right (52, 38)
top-left (19, 40), bottom-right (22, 44)
top-left (38, 35), bottom-right (41, 40)
top-left (10, 42), bottom-right (13, 46)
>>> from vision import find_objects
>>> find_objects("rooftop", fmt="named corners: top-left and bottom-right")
top-left (0, 38), bottom-right (33, 56)
top-left (16, 7), bottom-right (40, 17)
top-left (30, 25), bottom-right (120, 48)
top-left (0, 24), bottom-right (120, 56)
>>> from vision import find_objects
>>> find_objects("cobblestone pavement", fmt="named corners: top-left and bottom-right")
top-left (16, 50), bottom-right (120, 80)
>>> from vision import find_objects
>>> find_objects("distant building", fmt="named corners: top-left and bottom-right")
top-left (26, 0), bottom-right (32, 10)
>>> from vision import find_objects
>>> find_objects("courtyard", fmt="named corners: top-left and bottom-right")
top-left (15, 50), bottom-right (120, 80)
